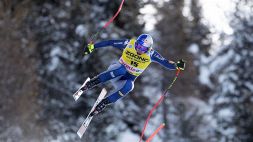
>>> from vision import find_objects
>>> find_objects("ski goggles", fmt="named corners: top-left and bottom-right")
top-left (135, 42), bottom-right (150, 54)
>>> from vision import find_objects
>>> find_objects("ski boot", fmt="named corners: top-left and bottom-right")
top-left (90, 98), bottom-right (111, 116)
top-left (81, 76), bottom-right (101, 93)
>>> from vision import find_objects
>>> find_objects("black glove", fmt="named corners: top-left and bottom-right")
top-left (84, 43), bottom-right (95, 55)
top-left (176, 59), bottom-right (186, 70)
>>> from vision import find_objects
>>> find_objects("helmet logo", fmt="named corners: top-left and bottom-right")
top-left (143, 39), bottom-right (150, 47)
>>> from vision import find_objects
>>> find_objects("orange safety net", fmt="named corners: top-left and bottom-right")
top-left (146, 123), bottom-right (165, 142)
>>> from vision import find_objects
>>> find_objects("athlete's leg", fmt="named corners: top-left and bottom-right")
top-left (81, 63), bottom-right (126, 91)
top-left (91, 79), bottom-right (134, 116)
top-left (98, 63), bottom-right (127, 83)
top-left (106, 79), bottom-right (134, 103)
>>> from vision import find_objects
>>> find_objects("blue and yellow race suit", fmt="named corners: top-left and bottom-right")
top-left (92, 39), bottom-right (176, 103)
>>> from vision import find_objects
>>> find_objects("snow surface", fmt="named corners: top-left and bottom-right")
top-left (198, 63), bottom-right (212, 87)
top-left (200, 0), bottom-right (235, 34)
top-left (188, 43), bottom-right (199, 54)
top-left (183, 0), bottom-right (193, 21)
top-left (217, 108), bottom-right (234, 120)
top-left (139, 4), bottom-right (158, 31)
top-left (0, 126), bottom-right (23, 139)
top-left (48, 46), bottom-right (61, 71)
top-left (117, 130), bottom-right (139, 142)
top-left (245, 81), bottom-right (253, 92)
top-left (75, 24), bottom-right (87, 37)
top-left (198, 49), bottom-right (235, 87)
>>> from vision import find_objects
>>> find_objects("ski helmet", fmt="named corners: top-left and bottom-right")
top-left (135, 34), bottom-right (153, 54)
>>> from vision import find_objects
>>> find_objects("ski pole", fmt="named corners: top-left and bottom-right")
top-left (139, 69), bottom-right (181, 142)
top-left (88, 0), bottom-right (125, 44)
top-left (164, 69), bottom-right (181, 96)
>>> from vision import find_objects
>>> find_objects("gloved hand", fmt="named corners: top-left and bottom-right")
top-left (176, 59), bottom-right (186, 70)
top-left (84, 43), bottom-right (95, 55)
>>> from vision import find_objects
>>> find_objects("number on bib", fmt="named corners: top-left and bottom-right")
top-left (131, 61), bottom-right (139, 67)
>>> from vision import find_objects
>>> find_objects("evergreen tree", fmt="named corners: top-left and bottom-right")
top-left (203, 0), bottom-right (253, 141)
top-left (155, 0), bottom-right (211, 141)
top-left (25, 0), bottom-right (145, 141)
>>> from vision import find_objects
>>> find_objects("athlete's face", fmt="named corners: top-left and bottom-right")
top-left (135, 42), bottom-right (149, 54)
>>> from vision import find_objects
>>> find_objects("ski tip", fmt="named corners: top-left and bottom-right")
top-left (101, 88), bottom-right (107, 95)
top-left (73, 95), bottom-right (78, 101)
top-left (77, 131), bottom-right (83, 138)
top-left (73, 93), bottom-right (81, 101)
top-left (73, 77), bottom-right (90, 101)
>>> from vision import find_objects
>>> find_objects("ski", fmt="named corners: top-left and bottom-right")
top-left (73, 77), bottom-right (90, 101)
top-left (77, 88), bottom-right (107, 138)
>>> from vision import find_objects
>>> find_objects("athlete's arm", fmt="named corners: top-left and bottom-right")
top-left (84, 39), bottom-right (129, 55)
top-left (151, 50), bottom-right (177, 70)
top-left (94, 39), bottom-right (129, 50)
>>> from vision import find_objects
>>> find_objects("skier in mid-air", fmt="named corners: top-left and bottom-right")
top-left (80, 34), bottom-right (185, 116)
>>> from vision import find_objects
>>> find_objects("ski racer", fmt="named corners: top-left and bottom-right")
top-left (81, 34), bottom-right (185, 116)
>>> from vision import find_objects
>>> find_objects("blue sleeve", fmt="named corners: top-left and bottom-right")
top-left (94, 39), bottom-right (129, 50)
top-left (151, 50), bottom-right (176, 70)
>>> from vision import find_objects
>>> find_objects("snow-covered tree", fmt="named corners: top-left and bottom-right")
top-left (199, 0), bottom-right (253, 141)
top-left (26, 0), bottom-right (146, 141)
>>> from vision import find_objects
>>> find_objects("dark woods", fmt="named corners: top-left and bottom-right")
top-left (0, 0), bottom-right (252, 142)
